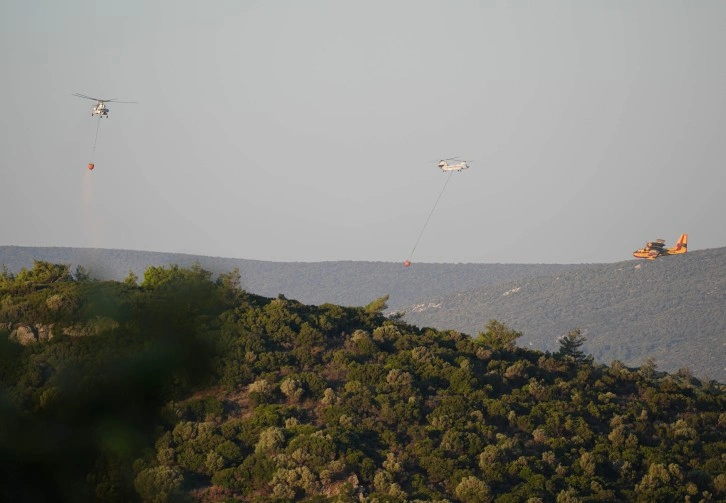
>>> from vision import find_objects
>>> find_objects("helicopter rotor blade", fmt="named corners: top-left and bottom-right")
top-left (73, 93), bottom-right (138, 105)
top-left (72, 93), bottom-right (103, 101)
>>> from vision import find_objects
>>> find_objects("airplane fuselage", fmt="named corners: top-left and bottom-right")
top-left (633, 249), bottom-right (664, 260)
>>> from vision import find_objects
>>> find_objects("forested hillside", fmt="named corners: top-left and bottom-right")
top-left (403, 248), bottom-right (726, 382)
top-left (0, 246), bottom-right (584, 310)
top-left (1, 262), bottom-right (724, 502)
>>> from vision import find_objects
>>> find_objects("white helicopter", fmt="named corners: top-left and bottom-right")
top-left (72, 93), bottom-right (136, 117)
top-left (437, 157), bottom-right (471, 172)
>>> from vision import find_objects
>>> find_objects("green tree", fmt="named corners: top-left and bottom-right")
top-left (558, 329), bottom-right (591, 363)
top-left (74, 265), bottom-right (91, 282)
top-left (124, 270), bottom-right (139, 286)
top-left (216, 267), bottom-right (242, 292)
top-left (640, 357), bottom-right (658, 380)
top-left (141, 262), bottom-right (212, 289)
top-left (134, 466), bottom-right (186, 503)
top-left (255, 426), bottom-right (285, 454)
top-left (364, 295), bottom-right (389, 314)
top-left (15, 261), bottom-right (72, 285)
top-left (476, 320), bottom-right (522, 349)
top-left (0, 264), bottom-right (14, 288)
top-left (280, 378), bottom-right (304, 403)
top-left (455, 475), bottom-right (491, 503)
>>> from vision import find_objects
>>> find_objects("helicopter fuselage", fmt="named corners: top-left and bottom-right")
top-left (92, 104), bottom-right (109, 117)
top-left (438, 161), bottom-right (469, 172)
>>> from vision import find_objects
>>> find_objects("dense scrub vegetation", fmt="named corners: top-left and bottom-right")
top-left (1, 262), bottom-right (724, 502)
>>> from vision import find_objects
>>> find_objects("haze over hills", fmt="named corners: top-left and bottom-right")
top-left (403, 247), bottom-right (726, 382)
top-left (2, 245), bottom-right (724, 380)
top-left (0, 246), bottom-right (584, 310)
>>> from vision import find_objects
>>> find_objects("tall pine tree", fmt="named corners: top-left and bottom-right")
top-left (558, 328), bottom-right (591, 363)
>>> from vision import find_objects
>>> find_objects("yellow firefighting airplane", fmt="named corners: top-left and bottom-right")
top-left (633, 233), bottom-right (688, 260)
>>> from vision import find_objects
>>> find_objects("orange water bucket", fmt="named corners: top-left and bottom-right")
top-left (404, 260), bottom-right (411, 267)
top-left (88, 163), bottom-right (95, 170)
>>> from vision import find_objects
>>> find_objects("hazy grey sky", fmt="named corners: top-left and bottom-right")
top-left (2, 1), bottom-right (725, 264)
